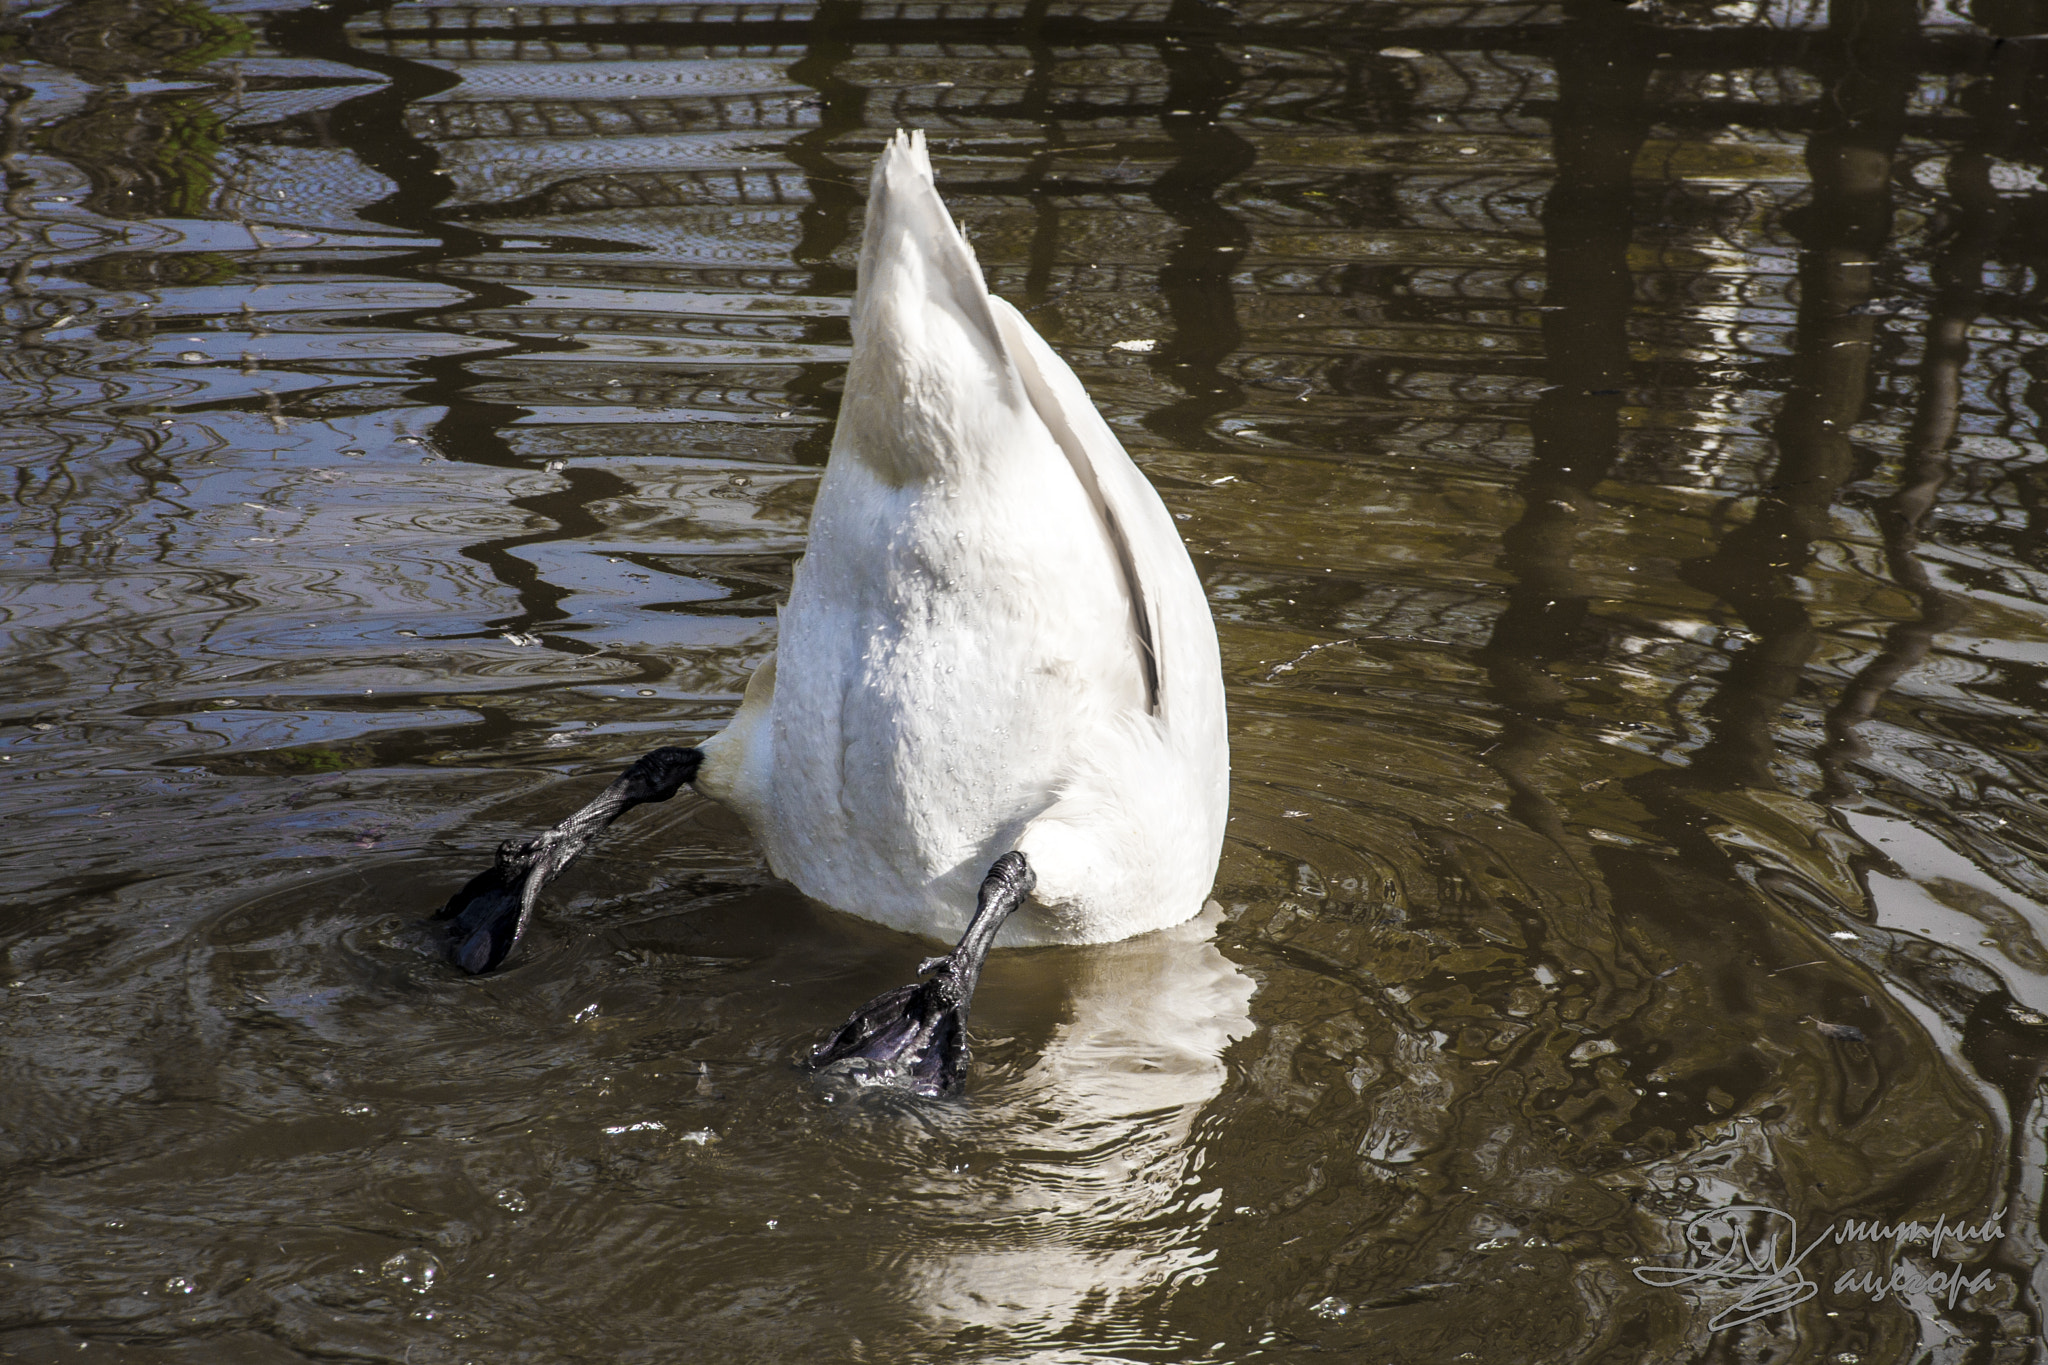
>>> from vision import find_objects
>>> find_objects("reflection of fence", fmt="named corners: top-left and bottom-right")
top-left (13, 0), bottom-right (2046, 664)
top-left (11, 0), bottom-right (2044, 593)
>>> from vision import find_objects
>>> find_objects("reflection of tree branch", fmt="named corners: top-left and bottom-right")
top-left (1479, 0), bottom-right (1649, 849)
top-left (1142, 0), bottom-right (1255, 447)
top-left (1678, 0), bottom-right (1916, 790)
top-left (1817, 238), bottom-right (1980, 793)
top-left (782, 0), bottom-right (866, 460)
top-left (1818, 39), bottom-right (2025, 800)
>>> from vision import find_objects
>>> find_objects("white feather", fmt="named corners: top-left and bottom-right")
top-left (695, 129), bottom-right (1229, 945)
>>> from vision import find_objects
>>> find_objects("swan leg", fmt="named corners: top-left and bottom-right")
top-left (437, 746), bottom-right (703, 975)
top-left (807, 850), bottom-right (1036, 1097)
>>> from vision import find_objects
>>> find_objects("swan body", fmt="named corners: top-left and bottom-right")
top-left (693, 130), bottom-right (1228, 948)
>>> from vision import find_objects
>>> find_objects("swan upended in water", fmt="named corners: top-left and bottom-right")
top-left (438, 129), bottom-right (1230, 1093)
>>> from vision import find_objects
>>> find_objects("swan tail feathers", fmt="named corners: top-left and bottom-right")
top-left (855, 129), bottom-right (1003, 358)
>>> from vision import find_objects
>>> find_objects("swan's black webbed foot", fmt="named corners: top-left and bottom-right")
top-left (808, 850), bottom-right (1036, 1098)
top-left (436, 745), bottom-right (702, 975)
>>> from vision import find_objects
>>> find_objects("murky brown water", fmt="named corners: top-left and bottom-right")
top-left (5, 0), bottom-right (2048, 1360)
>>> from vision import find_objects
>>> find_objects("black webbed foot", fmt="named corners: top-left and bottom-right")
top-left (808, 850), bottom-right (1035, 1097)
top-left (435, 746), bottom-right (702, 974)
top-left (437, 838), bottom-right (537, 974)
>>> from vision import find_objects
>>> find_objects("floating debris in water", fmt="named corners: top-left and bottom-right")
top-left (1807, 1018), bottom-right (1867, 1043)
top-left (1110, 339), bottom-right (1156, 352)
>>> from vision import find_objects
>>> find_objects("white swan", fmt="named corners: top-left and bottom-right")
top-left (438, 129), bottom-right (1230, 1093)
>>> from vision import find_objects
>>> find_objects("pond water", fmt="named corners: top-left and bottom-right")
top-left (5, 0), bottom-right (2048, 1360)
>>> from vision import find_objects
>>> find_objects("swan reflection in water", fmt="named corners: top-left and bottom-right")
top-left (822, 904), bottom-right (1256, 1342)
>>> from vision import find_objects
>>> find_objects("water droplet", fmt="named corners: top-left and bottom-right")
top-left (380, 1250), bottom-right (439, 1294)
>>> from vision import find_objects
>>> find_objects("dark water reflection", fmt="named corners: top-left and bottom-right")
top-left (5, 0), bottom-right (2048, 1360)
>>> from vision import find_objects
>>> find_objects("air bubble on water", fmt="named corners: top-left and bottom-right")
top-left (341, 448), bottom-right (366, 458)
top-left (177, 351), bottom-right (206, 363)
top-left (343, 1102), bottom-right (372, 1116)
top-left (572, 1004), bottom-right (598, 1023)
top-left (380, 1250), bottom-right (439, 1294)
top-left (165, 1275), bottom-right (196, 1295)
top-left (1309, 1296), bottom-right (1350, 1319)
top-left (495, 1188), bottom-right (529, 1214)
